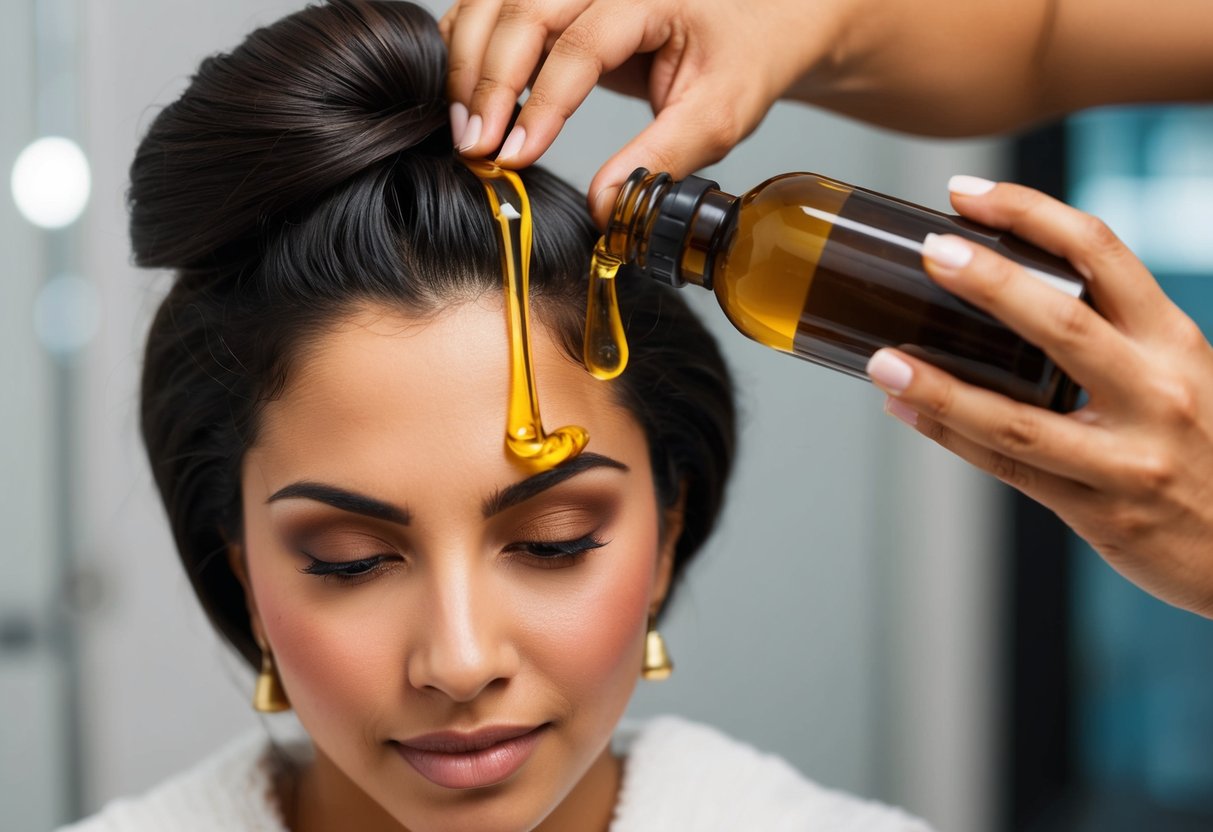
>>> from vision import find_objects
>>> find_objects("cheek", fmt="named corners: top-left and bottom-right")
top-left (245, 531), bottom-right (404, 730)
top-left (261, 596), bottom-right (391, 717)
top-left (519, 504), bottom-right (660, 700)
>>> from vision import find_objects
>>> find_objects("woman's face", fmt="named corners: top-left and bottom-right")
top-left (236, 297), bottom-right (678, 832)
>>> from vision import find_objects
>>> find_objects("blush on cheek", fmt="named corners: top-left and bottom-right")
top-left (240, 510), bottom-right (398, 730)
top-left (527, 526), bottom-right (661, 699)
top-left (576, 561), bottom-right (653, 677)
top-left (252, 576), bottom-right (403, 730)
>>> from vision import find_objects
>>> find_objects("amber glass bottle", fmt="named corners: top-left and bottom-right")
top-left (603, 169), bottom-right (1088, 411)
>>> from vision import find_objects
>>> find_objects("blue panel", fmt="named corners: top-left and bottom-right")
top-left (1066, 106), bottom-right (1213, 818)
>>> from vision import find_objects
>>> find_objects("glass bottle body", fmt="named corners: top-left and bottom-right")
top-left (610, 171), bottom-right (1087, 411)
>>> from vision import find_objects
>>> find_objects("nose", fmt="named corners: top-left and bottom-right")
top-left (407, 566), bottom-right (521, 702)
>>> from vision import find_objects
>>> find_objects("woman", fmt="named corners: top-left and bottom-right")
top-left (61, 2), bottom-right (929, 829)
top-left (446, 0), bottom-right (1213, 618)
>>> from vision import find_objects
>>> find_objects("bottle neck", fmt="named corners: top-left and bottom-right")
top-left (679, 189), bottom-right (734, 289)
top-left (604, 169), bottom-right (736, 290)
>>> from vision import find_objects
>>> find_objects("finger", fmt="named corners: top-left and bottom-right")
top-left (445, 5), bottom-right (506, 155)
top-left (437, 1), bottom-right (461, 44)
top-left (491, 0), bottom-right (650, 167)
top-left (882, 393), bottom-right (1094, 511)
top-left (587, 89), bottom-right (751, 225)
top-left (445, 0), bottom-right (504, 102)
top-left (463, 0), bottom-right (592, 158)
top-left (868, 347), bottom-right (1119, 489)
top-left (946, 177), bottom-right (1177, 337)
top-left (920, 231), bottom-right (1147, 399)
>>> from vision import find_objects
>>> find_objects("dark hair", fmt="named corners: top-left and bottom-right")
top-left (129, 0), bottom-right (735, 668)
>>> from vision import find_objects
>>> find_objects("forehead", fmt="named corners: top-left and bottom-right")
top-left (246, 297), bottom-right (646, 499)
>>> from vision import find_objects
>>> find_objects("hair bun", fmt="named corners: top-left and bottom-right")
top-left (129, 0), bottom-right (451, 272)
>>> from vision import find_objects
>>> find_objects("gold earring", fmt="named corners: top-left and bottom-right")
top-left (253, 648), bottom-right (291, 713)
top-left (641, 615), bottom-right (673, 681)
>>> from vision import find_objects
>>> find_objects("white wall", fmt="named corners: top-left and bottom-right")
top-left (66, 2), bottom-right (1009, 830)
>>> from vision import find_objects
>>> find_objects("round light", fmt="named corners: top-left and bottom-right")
top-left (34, 274), bottom-right (100, 356)
top-left (10, 136), bottom-right (91, 229)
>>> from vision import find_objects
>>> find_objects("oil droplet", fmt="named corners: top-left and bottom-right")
top-left (463, 159), bottom-right (588, 470)
top-left (584, 238), bottom-right (629, 380)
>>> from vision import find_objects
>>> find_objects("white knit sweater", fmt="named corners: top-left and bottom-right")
top-left (60, 716), bottom-right (932, 831)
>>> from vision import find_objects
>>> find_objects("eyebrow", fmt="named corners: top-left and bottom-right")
top-left (266, 482), bottom-right (411, 525)
top-left (263, 453), bottom-right (629, 526)
top-left (482, 453), bottom-right (629, 518)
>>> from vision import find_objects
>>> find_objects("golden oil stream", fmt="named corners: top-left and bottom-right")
top-left (463, 159), bottom-right (588, 470)
top-left (583, 240), bottom-right (628, 380)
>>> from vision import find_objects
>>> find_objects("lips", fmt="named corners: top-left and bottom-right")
top-left (392, 724), bottom-right (548, 789)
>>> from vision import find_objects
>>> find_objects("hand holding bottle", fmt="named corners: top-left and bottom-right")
top-left (867, 177), bottom-right (1213, 619)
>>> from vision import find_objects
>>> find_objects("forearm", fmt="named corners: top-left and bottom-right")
top-left (789, 0), bottom-right (1213, 137)
top-left (1040, 0), bottom-right (1213, 117)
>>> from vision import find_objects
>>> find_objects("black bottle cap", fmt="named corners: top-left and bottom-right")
top-left (645, 174), bottom-right (719, 288)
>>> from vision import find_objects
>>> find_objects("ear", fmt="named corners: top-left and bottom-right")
top-left (227, 541), bottom-right (266, 649)
top-left (650, 484), bottom-right (688, 612)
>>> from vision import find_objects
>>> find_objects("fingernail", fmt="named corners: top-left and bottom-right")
top-left (884, 396), bottom-right (919, 427)
top-left (449, 102), bottom-right (469, 146)
top-left (457, 114), bottom-right (482, 153)
top-left (948, 174), bottom-right (996, 196)
top-left (496, 125), bottom-right (526, 163)
top-left (592, 185), bottom-right (621, 220)
top-left (923, 232), bottom-right (973, 269)
top-left (866, 349), bottom-right (913, 395)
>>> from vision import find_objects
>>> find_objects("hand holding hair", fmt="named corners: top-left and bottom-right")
top-left (868, 178), bottom-right (1213, 619)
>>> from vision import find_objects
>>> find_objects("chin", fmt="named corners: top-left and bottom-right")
top-left (383, 791), bottom-right (560, 832)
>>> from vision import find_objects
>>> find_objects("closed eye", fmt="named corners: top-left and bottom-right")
top-left (512, 533), bottom-right (606, 562)
top-left (300, 553), bottom-right (401, 584)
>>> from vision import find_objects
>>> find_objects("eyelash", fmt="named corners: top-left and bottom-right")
top-left (300, 553), bottom-right (400, 585)
top-left (510, 533), bottom-right (607, 567)
top-left (299, 534), bottom-right (607, 583)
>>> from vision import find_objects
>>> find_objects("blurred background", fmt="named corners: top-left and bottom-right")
top-left (1, 2), bottom-right (1209, 831)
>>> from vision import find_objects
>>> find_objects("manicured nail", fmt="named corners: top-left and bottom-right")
top-left (885, 396), bottom-right (919, 427)
top-left (866, 349), bottom-right (913, 395)
top-left (923, 233), bottom-right (974, 269)
top-left (449, 102), bottom-right (469, 146)
top-left (457, 114), bottom-right (482, 153)
top-left (496, 126), bottom-right (526, 163)
top-left (948, 174), bottom-right (996, 196)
